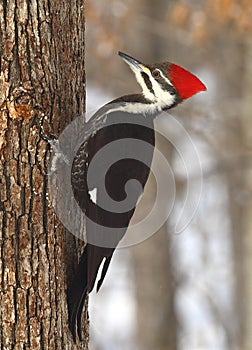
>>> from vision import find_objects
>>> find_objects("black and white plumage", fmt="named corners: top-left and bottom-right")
top-left (68, 52), bottom-right (206, 341)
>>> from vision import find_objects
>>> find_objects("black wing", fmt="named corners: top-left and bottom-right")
top-left (68, 109), bottom-right (155, 341)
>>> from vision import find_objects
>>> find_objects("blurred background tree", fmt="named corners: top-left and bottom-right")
top-left (85, 1), bottom-right (252, 349)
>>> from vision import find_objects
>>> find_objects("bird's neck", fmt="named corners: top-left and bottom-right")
top-left (107, 94), bottom-right (162, 117)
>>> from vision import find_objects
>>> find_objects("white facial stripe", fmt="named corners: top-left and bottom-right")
top-left (148, 71), bottom-right (175, 109)
top-left (127, 65), bottom-right (155, 101)
top-left (124, 62), bottom-right (176, 113)
top-left (124, 62), bottom-right (156, 101)
top-left (135, 70), bottom-right (156, 101)
top-left (158, 69), bottom-right (173, 87)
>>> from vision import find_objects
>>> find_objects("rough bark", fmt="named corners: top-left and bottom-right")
top-left (0, 1), bottom-right (87, 349)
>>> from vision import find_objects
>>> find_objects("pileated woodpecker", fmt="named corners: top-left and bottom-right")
top-left (68, 52), bottom-right (206, 341)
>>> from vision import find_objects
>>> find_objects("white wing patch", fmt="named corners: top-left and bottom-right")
top-left (89, 188), bottom-right (97, 204)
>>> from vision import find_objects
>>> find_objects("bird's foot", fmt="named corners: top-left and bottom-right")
top-left (38, 112), bottom-right (70, 174)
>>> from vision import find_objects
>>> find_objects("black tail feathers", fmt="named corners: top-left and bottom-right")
top-left (68, 246), bottom-right (88, 342)
top-left (68, 244), bottom-right (114, 342)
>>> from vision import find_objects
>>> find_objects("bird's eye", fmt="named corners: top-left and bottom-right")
top-left (152, 69), bottom-right (161, 78)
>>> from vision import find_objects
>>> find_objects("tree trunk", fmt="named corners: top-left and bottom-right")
top-left (0, 1), bottom-right (87, 349)
top-left (241, 38), bottom-right (252, 350)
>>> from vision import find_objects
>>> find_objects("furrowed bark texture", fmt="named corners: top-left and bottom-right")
top-left (0, 1), bottom-right (87, 349)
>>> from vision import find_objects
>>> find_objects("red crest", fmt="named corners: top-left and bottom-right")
top-left (169, 64), bottom-right (207, 99)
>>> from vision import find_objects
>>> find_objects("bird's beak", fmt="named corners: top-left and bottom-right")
top-left (118, 51), bottom-right (149, 74)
